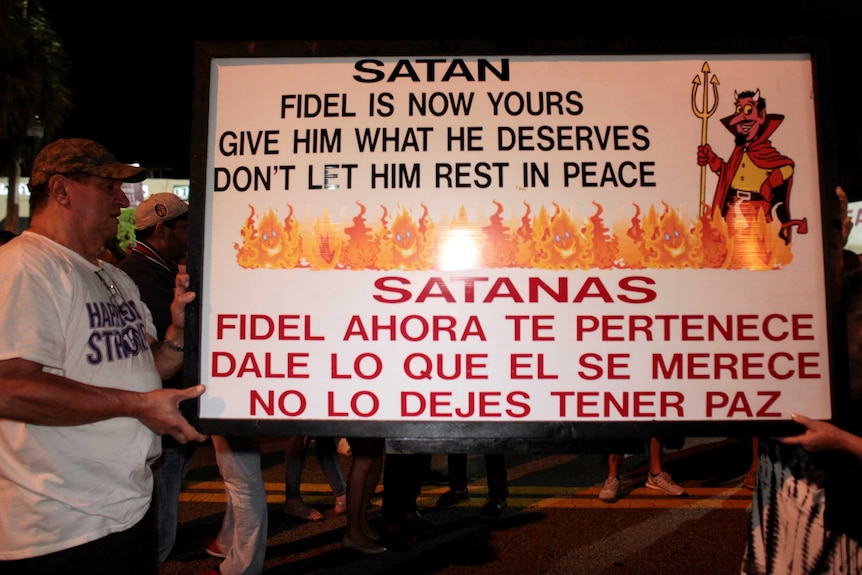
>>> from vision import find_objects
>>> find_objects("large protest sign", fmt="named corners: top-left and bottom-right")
top-left (188, 41), bottom-right (841, 440)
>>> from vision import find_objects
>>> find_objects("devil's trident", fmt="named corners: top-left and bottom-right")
top-left (692, 62), bottom-right (720, 216)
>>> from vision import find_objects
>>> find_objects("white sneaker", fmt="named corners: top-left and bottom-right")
top-left (598, 476), bottom-right (620, 502)
top-left (645, 471), bottom-right (686, 496)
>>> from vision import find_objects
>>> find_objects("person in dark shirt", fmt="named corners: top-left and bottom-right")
top-left (119, 193), bottom-right (193, 565)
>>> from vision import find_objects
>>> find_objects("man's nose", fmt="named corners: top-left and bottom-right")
top-left (115, 187), bottom-right (130, 208)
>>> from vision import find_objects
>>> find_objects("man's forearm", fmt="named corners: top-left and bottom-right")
top-left (0, 359), bottom-right (143, 425)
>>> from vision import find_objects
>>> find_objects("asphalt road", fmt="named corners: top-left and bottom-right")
top-left (160, 436), bottom-right (754, 575)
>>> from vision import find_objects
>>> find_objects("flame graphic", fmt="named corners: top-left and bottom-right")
top-left (641, 203), bottom-right (702, 269)
top-left (480, 200), bottom-right (518, 268)
top-left (340, 202), bottom-right (382, 270)
top-left (373, 204), bottom-right (436, 270)
top-left (234, 199), bottom-right (794, 271)
top-left (234, 205), bottom-right (304, 269)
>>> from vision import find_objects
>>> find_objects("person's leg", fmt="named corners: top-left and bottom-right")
top-left (447, 454), bottom-right (468, 491)
top-left (411, 454), bottom-right (432, 504)
top-left (485, 454), bottom-right (509, 500)
top-left (382, 453), bottom-right (411, 524)
top-left (381, 453), bottom-right (414, 548)
top-left (645, 437), bottom-right (685, 496)
top-left (283, 435), bottom-right (306, 501)
top-left (382, 453), bottom-right (429, 521)
top-left (607, 453), bottom-right (621, 478)
top-left (283, 435), bottom-right (323, 521)
top-left (358, 439), bottom-right (385, 535)
top-left (343, 437), bottom-right (385, 554)
top-left (436, 453), bottom-right (470, 508)
top-left (598, 452), bottom-right (624, 502)
top-left (420, 452), bottom-right (449, 485)
top-left (212, 473), bottom-right (235, 556)
top-left (346, 445), bottom-right (372, 534)
top-left (648, 437), bottom-right (663, 475)
top-left (152, 440), bottom-right (197, 564)
top-left (478, 454), bottom-right (509, 518)
top-left (212, 435), bottom-right (268, 575)
top-left (314, 436), bottom-right (347, 513)
top-left (382, 453), bottom-right (433, 548)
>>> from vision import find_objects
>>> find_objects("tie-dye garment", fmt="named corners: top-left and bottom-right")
top-left (741, 439), bottom-right (862, 574)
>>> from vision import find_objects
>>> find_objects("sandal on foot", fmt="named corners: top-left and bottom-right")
top-left (334, 495), bottom-right (347, 515)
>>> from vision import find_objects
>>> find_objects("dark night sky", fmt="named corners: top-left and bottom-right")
top-left (37, 2), bottom-right (862, 197)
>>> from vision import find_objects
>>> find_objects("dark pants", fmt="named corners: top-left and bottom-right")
top-left (382, 453), bottom-right (431, 522)
top-left (1, 504), bottom-right (157, 575)
top-left (448, 453), bottom-right (509, 499)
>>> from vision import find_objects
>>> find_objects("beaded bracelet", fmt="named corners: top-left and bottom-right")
top-left (163, 338), bottom-right (185, 353)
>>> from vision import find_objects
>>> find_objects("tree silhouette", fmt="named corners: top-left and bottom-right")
top-left (0, 0), bottom-right (73, 231)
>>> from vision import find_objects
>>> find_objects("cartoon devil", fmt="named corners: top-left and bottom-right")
top-left (697, 89), bottom-right (807, 244)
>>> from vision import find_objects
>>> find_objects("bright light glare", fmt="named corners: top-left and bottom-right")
top-left (438, 229), bottom-right (481, 270)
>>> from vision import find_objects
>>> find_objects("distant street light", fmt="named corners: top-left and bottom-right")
top-left (25, 115), bottom-right (45, 174)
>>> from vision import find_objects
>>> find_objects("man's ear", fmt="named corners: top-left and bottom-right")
top-left (48, 175), bottom-right (70, 204)
top-left (155, 221), bottom-right (167, 237)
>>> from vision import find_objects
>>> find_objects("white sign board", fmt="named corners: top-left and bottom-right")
top-left (846, 200), bottom-right (862, 255)
top-left (191, 45), bottom-right (834, 436)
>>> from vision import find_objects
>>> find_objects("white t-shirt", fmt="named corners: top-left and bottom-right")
top-left (0, 231), bottom-right (161, 560)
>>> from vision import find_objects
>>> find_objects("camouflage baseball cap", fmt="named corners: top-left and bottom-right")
top-left (28, 138), bottom-right (149, 188)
